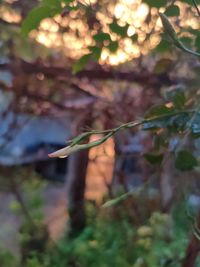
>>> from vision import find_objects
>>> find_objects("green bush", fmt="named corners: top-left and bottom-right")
top-left (0, 200), bottom-right (196, 267)
top-left (24, 202), bottom-right (191, 267)
top-left (0, 249), bottom-right (17, 267)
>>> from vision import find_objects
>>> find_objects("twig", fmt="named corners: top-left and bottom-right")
top-left (9, 174), bottom-right (36, 228)
top-left (192, 0), bottom-right (200, 17)
top-left (49, 109), bottom-right (196, 158)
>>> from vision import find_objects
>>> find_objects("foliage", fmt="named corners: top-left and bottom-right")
top-left (21, 0), bottom-right (75, 36)
top-left (41, 0), bottom-right (200, 177)
top-left (0, 249), bottom-right (17, 267)
top-left (159, 13), bottom-right (200, 57)
top-left (9, 169), bottom-right (46, 225)
top-left (20, 0), bottom-right (200, 66)
top-left (8, 169), bottom-right (49, 261)
top-left (0, 199), bottom-right (197, 267)
top-left (2, 0), bottom-right (200, 266)
top-left (19, 202), bottom-right (192, 267)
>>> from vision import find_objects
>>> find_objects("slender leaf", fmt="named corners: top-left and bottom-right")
top-left (72, 54), bottom-right (91, 73)
top-left (89, 46), bottom-right (102, 61)
top-left (159, 13), bottom-right (200, 57)
top-left (145, 104), bottom-right (174, 118)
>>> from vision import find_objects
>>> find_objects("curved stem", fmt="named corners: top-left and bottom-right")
top-left (192, 0), bottom-right (200, 17)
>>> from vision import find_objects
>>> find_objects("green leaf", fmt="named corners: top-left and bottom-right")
top-left (143, 0), bottom-right (167, 8)
top-left (89, 46), bottom-right (102, 61)
top-left (164, 5), bottom-right (180, 17)
top-left (167, 113), bottom-right (190, 132)
top-left (93, 32), bottom-right (111, 43)
top-left (142, 120), bottom-right (167, 131)
top-left (188, 28), bottom-right (200, 36)
top-left (172, 91), bottom-right (186, 110)
top-left (72, 54), bottom-right (91, 73)
top-left (70, 132), bottom-right (92, 146)
top-left (109, 22), bottom-right (129, 38)
top-left (130, 33), bottom-right (138, 43)
top-left (145, 104), bottom-right (174, 118)
top-left (143, 112), bottom-right (190, 132)
top-left (107, 41), bottom-right (119, 53)
top-left (159, 13), bottom-right (179, 44)
top-left (159, 13), bottom-right (200, 57)
top-left (179, 37), bottom-right (193, 48)
top-left (21, 6), bottom-right (61, 36)
top-left (154, 38), bottom-right (171, 53)
top-left (175, 150), bottom-right (198, 171)
top-left (144, 153), bottom-right (164, 165)
top-left (143, 105), bottom-right (173, 130)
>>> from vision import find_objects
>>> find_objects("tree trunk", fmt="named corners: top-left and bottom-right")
top-left (111, 134), bottom-right (128, 194)
top-left (67, 147), bottom-right (89, 236)
top-left (66, 112), bottom-right (92, 236)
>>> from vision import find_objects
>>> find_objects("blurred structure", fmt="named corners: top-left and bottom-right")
top-left (0, 88), bottom-right (70, 181)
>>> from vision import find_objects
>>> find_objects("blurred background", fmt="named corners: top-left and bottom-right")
top-left (1, 0), bottom-right (200, 266)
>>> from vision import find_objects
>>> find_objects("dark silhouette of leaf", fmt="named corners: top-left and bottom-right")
top-left (165, 5), bottom-right (180, 17)
top-left (144, 153), bottom-right (164, 165)
top-left (175, 150), bottom-right (198, 171)
top-left (143, 0), bottom-right (167, 8)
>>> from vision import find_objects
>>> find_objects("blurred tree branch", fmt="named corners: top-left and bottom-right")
top-left (0, 59), bottom-right (178, 87)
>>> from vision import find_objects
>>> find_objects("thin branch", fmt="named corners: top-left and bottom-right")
top-left (49, 109), bottom-right (196, 158)
top-left (9, 174), bottom-right (36, 228)
top-left (192, 0), bottom-right (200, 17)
